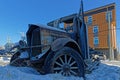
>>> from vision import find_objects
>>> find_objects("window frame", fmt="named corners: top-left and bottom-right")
top-left (94, 37), bottom-right (99, 45)
top-left (93, 25), bottom-right (99, 34)
top-left (87, 15), bottom-right (93, 24)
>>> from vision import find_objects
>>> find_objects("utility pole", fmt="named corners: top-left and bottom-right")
top-left (118, 43), bottom-right (120, 54)
top-left (108, 10), bottom-right (114, 60)
top-left (116, 43), bottom-right (120, 60)
top-left (85, 22), bottom-right (90, 59)
top-left (7, 36), bottom-right (11, 43)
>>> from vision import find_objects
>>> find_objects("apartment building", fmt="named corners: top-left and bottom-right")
top-left (64, 3), bottom-right (117, 59)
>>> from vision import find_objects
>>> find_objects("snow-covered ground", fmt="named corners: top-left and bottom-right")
top-left (0, 56), bottom-right (10, 66)
top-left (0, 57), bottom-right (120, 80)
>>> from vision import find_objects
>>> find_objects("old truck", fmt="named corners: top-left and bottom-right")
top-left (10, 0), bottom-right (100, 77)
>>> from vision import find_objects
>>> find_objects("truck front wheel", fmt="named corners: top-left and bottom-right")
top-left (44, 47), bottom-right (85, 77)
top-left (10, 52), bottom-right (27, 67)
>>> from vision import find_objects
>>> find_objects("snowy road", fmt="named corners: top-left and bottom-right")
top-left (102, 60), bottom-right (120, 66)
top-left (0, 57), bottom-right (120, 80)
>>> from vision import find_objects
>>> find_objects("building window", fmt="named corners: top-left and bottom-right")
top-left (93, 26), bottom-right (98, 33)
top-left (87, 16), bottom-right (92, 24)
top-left (94, 37), bottom-right (99, 45)
top-left (106, 11), bottom-right (112, 22)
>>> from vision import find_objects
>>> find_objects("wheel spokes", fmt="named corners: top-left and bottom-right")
top-left (53, 54), bottom-right (78, 76)
top-left (59, 57), bottom-right (64, 64)
top-left (68, 72), bottom-right (71, 76)
top-left (70, 70), bottom-right (77, 75)
top-left (59, 70), bottom-right (63, 74)
top-left (70, 67), bottom-right (78, 69)
top-left (68, 57), bottom-right (72, 64)
top-left (53, 67), bottom-right (62, 70)
top-left (55, 61), bottom-right (62, 67)
top-left (65, 54), bottom-right (67, 64)
top-left (70, 61), bottom-right (76, 66)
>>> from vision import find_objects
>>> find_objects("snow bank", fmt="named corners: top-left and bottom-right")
top-left (86, 63), bottom-right (120, 80)
top-left (0, 60), bottom-right (120, 80)
top-left (0, 56), bottom-right (10, 66)
top-left (0, 66), bottom-right (83, 80)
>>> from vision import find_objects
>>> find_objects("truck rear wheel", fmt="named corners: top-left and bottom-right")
top-left (44, 47), bottom-right (85, 77)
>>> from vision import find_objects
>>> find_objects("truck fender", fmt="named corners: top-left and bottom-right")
top-left (51, 38), bottom-right (82, 56)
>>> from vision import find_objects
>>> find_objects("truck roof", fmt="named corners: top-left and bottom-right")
top-left (28, 24), bottom-right (67, 33)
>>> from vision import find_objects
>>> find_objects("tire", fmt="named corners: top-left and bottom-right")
top-left (10, 52), bottom-right (27, 67)
top-left (44, 47), bottom-right (85, 77)
top-left (10, 52), bottom-right (20, 63)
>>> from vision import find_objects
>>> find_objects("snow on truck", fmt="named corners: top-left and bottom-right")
top-left (10, 0), bottom-right (100, 77)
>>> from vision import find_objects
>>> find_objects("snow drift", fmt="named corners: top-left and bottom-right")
top-left (0, 57), bottom-right (120, 80)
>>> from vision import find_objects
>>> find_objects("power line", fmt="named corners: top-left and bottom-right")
top-left (88, 28), bottom-right (120, 35)
top-left (86, 21), bottom-right (117, 27)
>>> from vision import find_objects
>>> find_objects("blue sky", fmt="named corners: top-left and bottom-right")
top-left (0, 0), bottom-right (120, 47)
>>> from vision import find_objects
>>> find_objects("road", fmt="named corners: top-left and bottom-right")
top-left (101, 60), bottom-right (120, 67)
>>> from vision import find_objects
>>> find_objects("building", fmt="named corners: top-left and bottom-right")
top-left (47, 3), bottom-right (117, 60)
top-left (85, 3), bottom-right (116, 60)
top-left (64, 3), bottom-right (116, 59)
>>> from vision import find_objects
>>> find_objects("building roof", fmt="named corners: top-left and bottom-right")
top-left (84, 3), bottom-right (115, 16)
top-left (47, 3), bottom-right (115, 25)
top-left (85, 3), bottom-right (115, 14)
